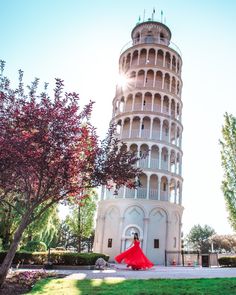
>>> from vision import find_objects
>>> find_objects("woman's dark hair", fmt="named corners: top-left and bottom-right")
top-left (134, 233), bottom-right (139, 240)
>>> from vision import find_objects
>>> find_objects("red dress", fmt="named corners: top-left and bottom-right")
top-left (115, 240), bottom-right (154, 270)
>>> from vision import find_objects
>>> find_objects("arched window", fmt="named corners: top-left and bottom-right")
top-left (149, 174), bottom-right (158, 200)
top-left (172, 56), bottom-right (176, 72)
top-left (146, 70), bottom-right (154, 87)
top-left (145, 31), bottom-right (154, 43)
top-left (136, 70), bottom-right (145, 88)
top-left (152, 118), bottom-right (161, 140)
top-left (147, 48), bottom-right (155, 65)
top-left (155, 71), bottom-right (162, 88)
top-left (129, 71), bottom-right (136, 89)
top-left (160, 176), bottom-right (168, 201)
top-left (131, 50), bottom-right (139, 67)
top-left (150, 145), bottom-right (159, 169)
top-left (143, 92), bottom-right (152, 111)
top-left (137, 173), bottom-right (148, 199)
top-left (164, 73), bottom-right (170, 91)
top-left (141, 117), bottom-right (151, 138)
top-left (161, 147), bottom-right (168, 170)
top-left (125, 94), bottom-right (133, 112)
top-left (139, 144), bottom-right (149, 168)
top-left (125, 53), bottom-right (131, 71)
top-left (122, 118), bottom-right (130, 139)
top-left (165, 52), bottom-right (171, 69)
top-left (131, 117), bottom-right (141, 137)
top-left (153, 93), bottom-right (161, 112)
top-left (140, 48), bottom-right (147, 65)
top-left (163, 96), bottom-right (169, 114)
top-left (134, 92), bottom-right (142, 111)
top-left (157, 50), bottom-right (164, 66)
top-left (134, 32), bottom-right (140, 44)
top-left (169, 178), bottom-right (176, 203)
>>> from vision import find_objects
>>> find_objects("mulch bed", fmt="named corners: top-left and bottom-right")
top-left (0, 270), bottom-right (65, 295)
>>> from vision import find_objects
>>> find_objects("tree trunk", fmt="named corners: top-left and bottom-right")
top-left (78, 205), bottom-right (81, 253)
top-left (0, 211), bottom-right (31, 287)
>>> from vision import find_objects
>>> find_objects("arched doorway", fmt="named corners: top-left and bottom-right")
top-left (122, 225), bottom-right (143, 250)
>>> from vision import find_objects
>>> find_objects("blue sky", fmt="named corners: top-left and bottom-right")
top-left (1, 0), bottom-right (236, 235)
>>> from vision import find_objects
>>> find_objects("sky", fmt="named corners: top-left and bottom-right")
top-left (1, 0), bottom-right (236, 236)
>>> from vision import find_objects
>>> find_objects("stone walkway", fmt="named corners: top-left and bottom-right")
top-left (37, 264), bottom-right (236, 280)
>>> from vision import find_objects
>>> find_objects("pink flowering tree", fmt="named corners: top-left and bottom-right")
top-left (0, 61), bottom-right (141, 286)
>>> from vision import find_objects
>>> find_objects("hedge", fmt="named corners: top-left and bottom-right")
top-left (218, 256), bottom-right (236, 267)
top-left (21, 241), bottom-right (47, 252)
top-left (0, 251), bottom-right (109, 266)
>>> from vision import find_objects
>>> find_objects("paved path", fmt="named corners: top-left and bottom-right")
top-left (45, 265), bottom-right (236, 280)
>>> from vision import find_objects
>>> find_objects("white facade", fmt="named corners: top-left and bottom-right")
top-left (94, 20), bottom-right (184, 265)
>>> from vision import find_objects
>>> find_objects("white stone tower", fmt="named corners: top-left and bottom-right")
top-left (94, 17), bottom-right (184, 265)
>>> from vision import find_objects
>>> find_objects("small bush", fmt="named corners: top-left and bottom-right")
top-left (21, 241), bottom-right (47, 252)
top-left (218, 256), bottom-right (236, 267)
top-left (0, 251), bottom-right (109, 266)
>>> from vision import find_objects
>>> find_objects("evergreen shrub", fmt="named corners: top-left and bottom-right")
top-left (0, 251), bottom-right (109, 266)
top-left (218, 256), bottom-right (236, 267)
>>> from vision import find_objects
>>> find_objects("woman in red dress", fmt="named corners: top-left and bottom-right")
top-left (115, 233), bottom-right (154, 270)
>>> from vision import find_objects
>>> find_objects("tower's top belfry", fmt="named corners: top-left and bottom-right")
top-left (131, 20), bottom-right (172, 45)
top-left (120, 17), bottom-right (181, 63)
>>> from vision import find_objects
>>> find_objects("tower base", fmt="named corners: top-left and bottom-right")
top-left (94, 198), bottom-right (184, 265)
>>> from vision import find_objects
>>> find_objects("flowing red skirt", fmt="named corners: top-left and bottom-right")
top-left (115, 240), bottom-right (154, 270)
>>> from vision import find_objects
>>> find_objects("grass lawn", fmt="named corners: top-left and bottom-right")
top-left (27, 277), bottom-right (236, 294)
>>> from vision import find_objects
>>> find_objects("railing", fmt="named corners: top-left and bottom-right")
top-left (122, 129), bottom-right (129, 138)
top-left (137, 188), bottom-right (147, 199)
top-left (151, 131), bottom-right (160, 140)
top-left (120, 38), bottom-right (182, 56)
top-left (143, 103), bottom-right (152, 111)
top-left (149, 189), bottom-right (158, 200)
top-left (141, 129), bottom-right (150, 138)
top-left (133, 103), bottom-right (142, 111)
top-left (153, 105), bottom-right (161, 112)
top-left (161, 161), bottom-right (168, 170)
top-left (150, 159), bottom-right (159, 169)
top-left (160, 191), bottom-right (168, 201)
top-left (126, 188), bottom-right (135, 198)
top-left (131, 129), bottom-right (139, 137)
top-left (139, 158), bottom-right (149, 168)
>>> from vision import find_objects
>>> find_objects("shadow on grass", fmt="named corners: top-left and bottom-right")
top-left (28, 277), bottom-right (236, 295)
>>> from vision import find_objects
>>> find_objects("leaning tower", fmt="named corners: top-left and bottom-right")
top-left (94, 17), bottom-right (183, 265)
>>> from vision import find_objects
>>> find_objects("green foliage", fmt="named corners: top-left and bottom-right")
top-left (22, 204), bottom-right (60, 248)
top-left (0, 239), bottom-right (2, 250)
top-left (186, 224), bottom-right (216, 252)
top-left (218, 256), bottom-right (236, 267)
top-left (0, 197), bottom-right (23, 249)
top-left (21, 241), bottom-right (47, 252)
top-left (220, 113), bottom-right (236, 231)
top-left (28, 278), bottom-right (236, 295)
top-left (0, 251), bottom-right (109, 266)
top-left (63, 189), bottom-right (97, 252)
top-left (209, 234), bottom-right (236, 253)
top-left (0, 201), bottom-right (60, 250)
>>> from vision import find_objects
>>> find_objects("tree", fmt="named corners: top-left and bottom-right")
top-left (209, 234), bottom-right (236, 253)
top-left (220, 113), bottom-right (236, 231)
top-left (186, 224), bottom-right (216, 252)
top-left (56, 219), bottom-right (74, 249)
top-left (21, 204), bottom-right (60, 248)
top-left (0, 195), bottom-right (19, 249)
top-left (0, 61), bottom-right (141, 286)
top-left (65, 189), bottom-right (97, 252)
top-left (0, 199), bottom-right (60, 250)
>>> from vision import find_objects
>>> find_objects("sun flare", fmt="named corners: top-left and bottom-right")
top-left (117, 74), bottom-right (129, 89)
